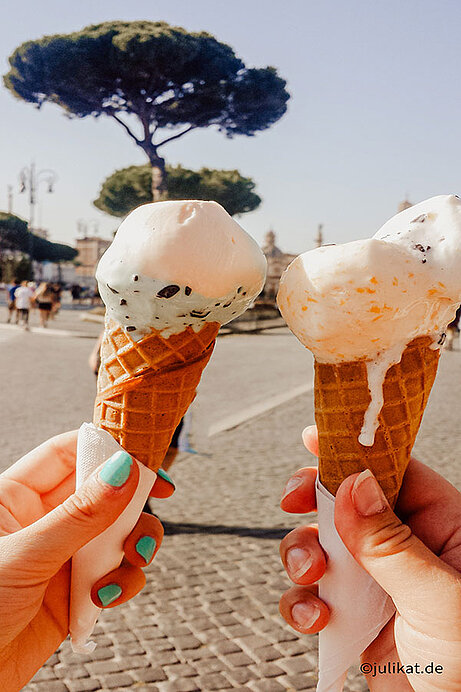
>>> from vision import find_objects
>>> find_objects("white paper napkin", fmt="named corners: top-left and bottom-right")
top-left (69, 423), bottom-right (156, 653)
top-left (315, 478), bottom-right (395, 691)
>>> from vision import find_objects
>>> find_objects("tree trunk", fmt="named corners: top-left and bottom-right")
top-left (146, 149), bottom-right (167, 202)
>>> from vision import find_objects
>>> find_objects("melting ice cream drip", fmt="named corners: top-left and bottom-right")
top-left (359, 342), bottom-right (411, 446)
top-left (359, 327), bottom-right (447, 447)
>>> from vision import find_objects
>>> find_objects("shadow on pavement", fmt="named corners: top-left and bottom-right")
top-left (162, 519), bottom-right (292, 539)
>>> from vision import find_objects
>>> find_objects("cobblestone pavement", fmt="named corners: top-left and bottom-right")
top-left (2, 314), bottom-right (460, 692)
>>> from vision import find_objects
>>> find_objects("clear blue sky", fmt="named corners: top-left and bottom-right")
top-left (1, 0), bottom-right (460, 253)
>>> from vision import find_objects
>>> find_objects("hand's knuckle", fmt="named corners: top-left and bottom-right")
top-left (363, 518), bottom-right (413, 559)
top-left (60, 487), bottom-right (100, 524)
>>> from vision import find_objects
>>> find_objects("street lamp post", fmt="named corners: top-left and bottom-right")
top-left (19, 163), bottom-right (57, 274)
top-left (7, 185), bottom-right (13, 214)
top-left (315, 223), bottom-right (324, 248)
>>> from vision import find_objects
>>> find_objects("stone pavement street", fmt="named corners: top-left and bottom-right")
top-left (1, 309), bottom-right (460, 692)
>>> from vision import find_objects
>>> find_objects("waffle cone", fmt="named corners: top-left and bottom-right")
top-left (94, 319), bottom-right (220, 471)
top-left (315, 336), bottom-right (440, 507)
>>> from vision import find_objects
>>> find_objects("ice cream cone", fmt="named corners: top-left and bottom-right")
top-left (93, 318), bottom-right (220, 470)
top-left (69, 200), bottom-right (266, 653)
top-left (315, 336), bottom-right (440, 507)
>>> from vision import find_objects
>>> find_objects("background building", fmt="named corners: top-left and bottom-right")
top-left (33, 227), bottom-right (49, 239)
top-left (259, 230), bottom-right (297, 303)
top-left (75, 236), bottom-right (111, 287)
top-left (398, 198), bottom-right (413, 212)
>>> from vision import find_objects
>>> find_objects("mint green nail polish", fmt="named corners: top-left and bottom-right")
top-left (98, 583), bottom-right (122, 606)
top-left (136, 536), bottom-right (156, 563)
top-left (157, 468), bottom-right (175, 486)
top-left (99, 451), bottom-right (133, 487)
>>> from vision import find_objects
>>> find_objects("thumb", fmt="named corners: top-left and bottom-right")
top-left (334, 469), bottom-right (460, 640)
top-left (10, 451), bottom-right (140, 577)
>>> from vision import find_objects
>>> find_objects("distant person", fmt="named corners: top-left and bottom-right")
top-left (445, 304), bottom-right (461, 350)
top-left (162, 419), bottom-right (184, 472)
top-left (71, 284), bottom-right (82, 307)
top-left (88, 331), bottom-right (104, 377)
top-left (6, 279), bottom-right (19, 324)
top-left (50, 283), bottom-right (62, 318)
top-left (14, 280), bottom-right (34, 329)
top-left (91, 286), bottom-right (101, 306)
top-left (33, 282), bottom-right (55, 328)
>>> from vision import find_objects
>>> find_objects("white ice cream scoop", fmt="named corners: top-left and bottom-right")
top-left (96, 200), bottom-right (267, 339)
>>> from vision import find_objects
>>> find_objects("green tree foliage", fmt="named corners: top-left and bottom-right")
top-left (93, 164), bottom-right (262, 218)
top-left (0, 213), bottom-right (29, 252)
top-left (7, 256), bottom-right (32, 282)
top-left (4, 21), bottom-right (289, 197)
top-left (0, 212), bottom-right (77, 262)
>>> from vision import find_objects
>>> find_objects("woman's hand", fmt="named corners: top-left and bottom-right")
top-left (0, 431), bottom-right (174, 690)
top-left (279, 426), bottom-right (461, 692)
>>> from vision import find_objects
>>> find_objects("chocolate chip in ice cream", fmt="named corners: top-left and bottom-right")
top-left (107, 284), bottom-right (119, 294)
top-left (120, 299), bottom-right (127, 306)
top-left (133, 275), bottom-right (139, 281)
top-left (126, 326), bottom-right (136, 332)
top-left (190, 310), bottom-right (211, 318)
top-left (157, 285), bottom-right (180, 299)
top-left (413, 243), bottom-right (431, 253)
top-left (185, 286), bottom-right (192, 296)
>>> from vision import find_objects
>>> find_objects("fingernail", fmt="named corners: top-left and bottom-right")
top-left (135, 536), bottom-right (157, 563)
top-left (281, 476), bottom-right (303, 501)
top-left (286, 548), bottom-right (313, 579)
top-left (352, 469), bottom-right (388, 517)
top-left (302, 425), bottom-right (316, 440)
top-left (98, 583), bottom-right (122, 606)
top-left (99, 451), bottom-right (133, 487)
top-left (292, 601), bottom-right (321, 629)
top-left (156, 468), bottom-right (175, 488)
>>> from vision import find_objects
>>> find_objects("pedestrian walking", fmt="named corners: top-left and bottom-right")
top-left (445, 304), bottom-right (461, 350)
top-left (70, 283), bottom-right (82, 308)
top-left (33, 282), bottom-right (55, 328)
top-left (14, 280), bottom-right (34, 329)
top-left (6, 279), bottom-right (19, 324)
top-left (50, 282), bottom-right (62, 319)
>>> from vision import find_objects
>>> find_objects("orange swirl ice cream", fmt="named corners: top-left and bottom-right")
top-left (278, 195), bottom-right (461, 504)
